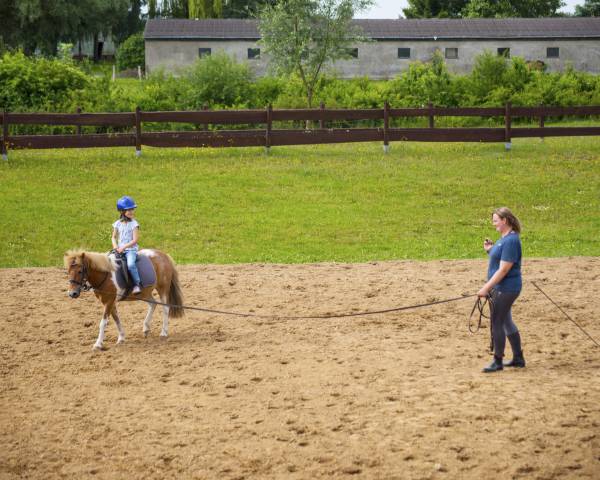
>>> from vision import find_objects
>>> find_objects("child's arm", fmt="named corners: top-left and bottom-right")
top-left (131, 227), bottom-right (139, 248)
top-left (118, 227), bottom-right (139, 252)
top-left (111, 228), bottom-right (118, 249)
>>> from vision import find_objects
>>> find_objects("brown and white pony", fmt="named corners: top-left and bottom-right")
top-left (64, 249), bottom-right (184, 350)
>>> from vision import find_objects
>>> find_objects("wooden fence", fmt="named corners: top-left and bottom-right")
top-left (2, 103), bottom-right (600, 159)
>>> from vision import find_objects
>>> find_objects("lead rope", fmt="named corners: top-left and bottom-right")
top-left (86, 284), bottom-right (477, 320)
top-left (469, 294), bottom-right (494, 352)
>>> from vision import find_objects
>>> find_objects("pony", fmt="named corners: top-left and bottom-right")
top-left (64, 249), bottom-right (184, 350)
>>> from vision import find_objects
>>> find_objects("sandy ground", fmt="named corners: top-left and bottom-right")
top-left (1, 257), bottom-right (599, 480)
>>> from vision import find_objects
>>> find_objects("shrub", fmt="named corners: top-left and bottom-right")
top-left (182, 52), bottom-right (254, 108)
top-left (116, 33), bottom-right (145, 71)
top-left (0, 51), bottom-right (90, 111)
top-left (250, 76), bottom-right (285, 108)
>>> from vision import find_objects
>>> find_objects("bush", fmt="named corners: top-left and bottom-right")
top-left (182, 52), bottom-right (254, 108)
top-left (0, 51), bottom-right (90, 111)
top-left (383, 50), bottom-right (458, 108)
top-left (116, 33), bottom-right (145, 71)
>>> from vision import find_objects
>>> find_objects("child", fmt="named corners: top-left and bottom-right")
top-left (112, 195), bottom-right (142, 294)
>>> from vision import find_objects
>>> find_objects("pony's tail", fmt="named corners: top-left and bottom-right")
top-left (167, 256), bottom-right (185, 318)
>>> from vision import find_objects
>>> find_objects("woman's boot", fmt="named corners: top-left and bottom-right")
top-left (483, 356), bottom-right (504, 373)
top-left (504, 332), bottom-right (526, 368)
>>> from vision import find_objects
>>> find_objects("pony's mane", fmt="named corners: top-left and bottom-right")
top-left (64, 250), bottom-right (116, 272)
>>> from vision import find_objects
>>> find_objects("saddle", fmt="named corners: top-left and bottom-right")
top-left (110, 252), bottom-right (156, 298)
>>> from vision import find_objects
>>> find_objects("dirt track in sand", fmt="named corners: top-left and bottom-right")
top-left (1, 257), bottom-right (599, 479)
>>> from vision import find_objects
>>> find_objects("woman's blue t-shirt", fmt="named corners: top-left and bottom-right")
top-left (487, 232), bottom-right (522, 292)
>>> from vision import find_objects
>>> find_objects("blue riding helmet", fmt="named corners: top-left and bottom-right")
top-left (116, 196), bottom-right (137, 211)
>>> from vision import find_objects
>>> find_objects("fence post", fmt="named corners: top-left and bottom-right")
top-left (1, 110), bottom-right (8, 161)
top-left (319, 101), bottom-right (325, 129)
top-left (76, 107), bottom-right (82, 135)
top-left (202, 103), bottom-right (209, 131)
top-left (265, 104), bottom-right (272, 154)
top-left (428, 101), bottom-right (435, 129)
top-left (539, 103), bottom-right (545, 142)
top-left (383, 101), bottom-right (390, 154)
top-left (504, 101), bottom-right (512, 151)
top-left (135, 106), bottom-right (142, 157)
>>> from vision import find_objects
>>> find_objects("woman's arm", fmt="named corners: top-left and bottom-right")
top-left (478, 260), bottom-right (514, 297)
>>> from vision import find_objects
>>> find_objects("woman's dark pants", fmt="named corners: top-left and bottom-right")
top-left (489, 289), bottom-right (522, 358)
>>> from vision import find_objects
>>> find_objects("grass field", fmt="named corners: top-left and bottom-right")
top-left (1, 137), bottom-right (598, 267)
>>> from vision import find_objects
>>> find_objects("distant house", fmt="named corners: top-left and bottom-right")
top-left (144, 17), bottom-right (600, 78)
top-left (72, 33), bottom-right (117, 61)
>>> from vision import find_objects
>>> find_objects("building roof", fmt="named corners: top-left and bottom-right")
top-left (144, 17), bottom-right (600, 41)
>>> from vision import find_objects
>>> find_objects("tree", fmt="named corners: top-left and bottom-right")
top-left (259, 0), bottom-right (374, 108)
top-left (116, 33), bottom-right (145, 70)
top-left (574, 0), bottom-right (600, 16)
top-left (0, 0), bottom-right (131, 57)
top-left (189, 0), bottom-right (223, 18)
top-left (462, 0), bottom-right (565, 18)
top-left (222, 0), bottom-right (278, 18)
top-left (403, 0), bottom-right (469, 18)
top-left (148, 0), bottom-right (188, 17)
top-left (112, 0), bottom-right (147, 45)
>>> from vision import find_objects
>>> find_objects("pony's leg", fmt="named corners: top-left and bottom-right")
top-left (160, 294), bottom-right (170, 338)
top-left (143, 303), bottom-right (156, 337)
top-left (93, 304), bottom-right (113, 350)
top-left (111, 306), bottom-right (126, 344)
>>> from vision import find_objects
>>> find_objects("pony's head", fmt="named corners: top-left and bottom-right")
top-left (64, 250), bottom-right (114, 298)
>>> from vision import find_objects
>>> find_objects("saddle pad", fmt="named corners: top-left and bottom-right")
top-left (114, 253), bottom-right (156, 290)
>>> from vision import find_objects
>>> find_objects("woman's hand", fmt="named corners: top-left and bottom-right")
top-left (116, 246), bottom-right (125, 254)
top-left (478, 286), bottom-right (491, 298)
top-left (483, 238), bottom-right (494, 253)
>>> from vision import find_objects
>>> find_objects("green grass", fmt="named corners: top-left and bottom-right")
top-left (1, 137), bottom-right (599, 267)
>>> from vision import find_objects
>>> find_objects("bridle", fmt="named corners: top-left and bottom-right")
top-left (69, 260), bottom-right (93, 293)
top-left (68, 258), bottom-right (109, 294)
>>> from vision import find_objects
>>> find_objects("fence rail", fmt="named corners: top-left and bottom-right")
top-left (2, 103), bottom-right (600, 159)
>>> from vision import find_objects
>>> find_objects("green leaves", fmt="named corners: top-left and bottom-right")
top-left (116, 33), bottom-right (145, 71)
top-left (258, 0), bottom-right (374, 107)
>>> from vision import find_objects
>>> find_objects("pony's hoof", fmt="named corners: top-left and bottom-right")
top-left (116, 338), bottom-right (125, 345)
top-left (159, 334), bottom-right (168, 341)
top-left (143, 331), bottom-right (150, 338)
top-left (92, 343), bottom-right (105, 351)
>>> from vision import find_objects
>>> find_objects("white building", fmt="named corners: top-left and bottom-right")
top-left (144, 17), bottom-right (600, 78)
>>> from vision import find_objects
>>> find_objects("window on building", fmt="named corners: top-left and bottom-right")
top-left (497, 47), bottom-right (510, 58)
top-left (248, 48), bottom-right (260, 59)
top-left (445, 48), bottom-right (458, 59)
top-left (346, 48), bottom-right (358, 58)
top-left (547, 47), bottom-right (559, 58)
top-left (198, 48), bottom-right (211, 58)
top-left (397, 48), bottom-right (411, 59)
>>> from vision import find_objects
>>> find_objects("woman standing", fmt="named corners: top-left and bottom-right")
top-left (478, 207), bottom-right (526, 373)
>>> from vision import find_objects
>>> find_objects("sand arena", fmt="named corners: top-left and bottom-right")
top-left (1, 257), bottom-right (599, 479)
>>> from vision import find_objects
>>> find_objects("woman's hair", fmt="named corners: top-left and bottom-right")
top-left (493, 207), bottom-right (521, 233)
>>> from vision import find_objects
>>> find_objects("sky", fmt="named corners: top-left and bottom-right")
top-left (355, 0), bottom-right (582, 19)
